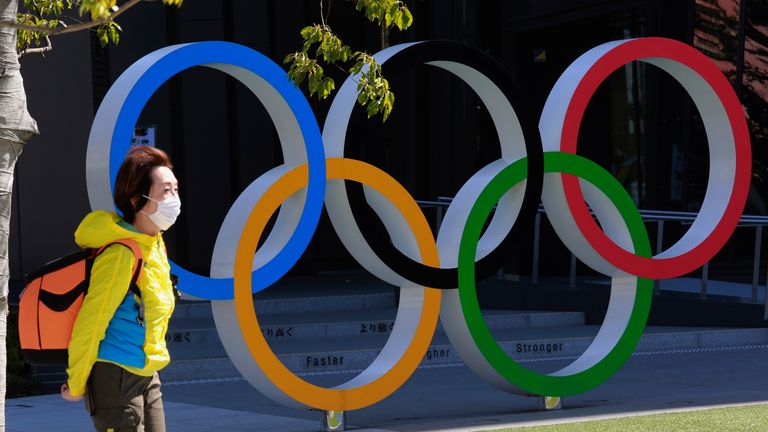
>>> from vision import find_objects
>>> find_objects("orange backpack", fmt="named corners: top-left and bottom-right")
top-left (19, 239), bottom-right (143, 366)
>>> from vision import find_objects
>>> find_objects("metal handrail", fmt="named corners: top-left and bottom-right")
top-left (415, 198), bottom-right (768, 319)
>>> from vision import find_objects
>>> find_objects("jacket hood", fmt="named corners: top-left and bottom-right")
top-left (75, 210), bottom-right (157, 249)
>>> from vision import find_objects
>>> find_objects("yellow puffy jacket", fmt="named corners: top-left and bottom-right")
top-left (66, 210), bottom-right (175, 397)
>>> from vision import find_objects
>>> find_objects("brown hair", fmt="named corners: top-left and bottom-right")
top-left (114, 146), bottom-right (174, 223)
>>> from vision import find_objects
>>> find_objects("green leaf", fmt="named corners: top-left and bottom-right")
top-left (382, 90), bottom-right (395, 121)
top-left (286, 53), bottom-right (316, 88)
top-left (356, 0), bottom-right (393, 24)
top-left (108, 23), bottom-right (119, 44)
top-left (97, 26), bottom-right (108, 47)
top-left (398, 7), bottom-right (413, 30)
top-left (385, 4), bottom-right (398, 27)
top-left (319, 76), bottom-right (335, 99)
top-left (350, 62), bottom-right (364, 75)
top-left (307, 64), bottom-right (334, 100)
top-left (366, 99), bottom-right (379, 118)
top-left (79, 0), bottom-right (115, 20)
top-left (357, 90), bottom-right (369, 105)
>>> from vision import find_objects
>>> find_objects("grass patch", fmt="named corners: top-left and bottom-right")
top-left (489, 404), bottom-right (768, 432)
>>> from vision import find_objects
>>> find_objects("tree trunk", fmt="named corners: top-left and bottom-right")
top-left (0, 140), bottom-right (24, 432)
top-left (380, 21), bottom-right (389, 49)
top-left (0, 0), bottom-right (38, 430)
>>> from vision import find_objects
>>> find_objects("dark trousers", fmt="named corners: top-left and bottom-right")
top-left (85, 362), bottom-right (166, 432)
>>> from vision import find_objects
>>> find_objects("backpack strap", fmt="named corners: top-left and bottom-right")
top-left (94, 239), bottom-right (144, 298)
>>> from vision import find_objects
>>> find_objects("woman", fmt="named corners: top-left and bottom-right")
top-left (61, 145), bottom-right (180, 432)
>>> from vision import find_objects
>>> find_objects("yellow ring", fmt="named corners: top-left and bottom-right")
top-left (233, 157), bottom-right (441, 410)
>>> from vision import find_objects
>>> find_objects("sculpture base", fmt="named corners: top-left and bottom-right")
top-left (538, 396), bottom-right (563, 410)
top-left (322, 410), bottom-right (346, 431)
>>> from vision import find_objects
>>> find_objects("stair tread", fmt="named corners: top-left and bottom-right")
top-left (167, 324), bottom-right (758, 360)
top-left (168, 308), bottom-right (585, 330)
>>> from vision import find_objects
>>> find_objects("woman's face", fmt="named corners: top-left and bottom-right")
top-left (141, 166), bottom-right (179, 215)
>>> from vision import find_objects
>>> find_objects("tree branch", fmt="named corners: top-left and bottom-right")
top-left (325, 0), bottom-right (334, 24)
top-left (18, 35), bottom-right (51, 58)
top-left (1, 0), bottom-right (142, 36)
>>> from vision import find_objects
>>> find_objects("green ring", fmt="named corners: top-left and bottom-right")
top-left (458, 151), bottom-right (652, 396)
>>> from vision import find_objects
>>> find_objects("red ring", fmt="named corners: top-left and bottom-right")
top-left (560, 37), bottom-right (751, 279)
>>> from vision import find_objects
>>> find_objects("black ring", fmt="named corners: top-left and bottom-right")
top-left (341, 40), bottom-right (544, 288)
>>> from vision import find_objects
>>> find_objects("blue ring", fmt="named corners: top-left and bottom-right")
top-left (107, 42), bottom-right (326, 300)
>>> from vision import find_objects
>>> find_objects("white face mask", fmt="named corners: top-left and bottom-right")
top-left (142, 194), bottom-right (181, 231)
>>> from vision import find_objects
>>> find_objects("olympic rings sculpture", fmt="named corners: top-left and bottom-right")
top-left (86, 38), bottom-right (750, 411)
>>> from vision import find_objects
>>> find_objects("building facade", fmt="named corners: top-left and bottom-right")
top-left (11, 0), bottom-right (768, 300)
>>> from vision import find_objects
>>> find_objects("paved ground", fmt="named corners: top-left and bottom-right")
top-left (8, 344), bottom-right (768, 431)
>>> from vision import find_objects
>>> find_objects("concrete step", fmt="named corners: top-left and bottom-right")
top-left (165, 309), bottom-right (586, 346)
top-left (159, 326), bottom-right (768, 382)
top-left (172, 291), bottom-right (397, 319)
